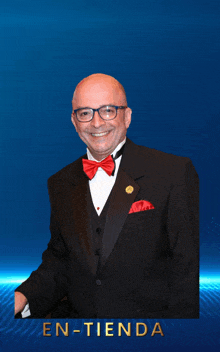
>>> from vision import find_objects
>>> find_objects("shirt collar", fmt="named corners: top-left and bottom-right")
top-left (87, 138), bottom-right (126, 162)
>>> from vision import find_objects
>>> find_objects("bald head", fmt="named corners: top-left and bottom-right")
top-left (71, 73), bottom-right (132, 161)
top-left (72, 73), bottom-right (127, 109)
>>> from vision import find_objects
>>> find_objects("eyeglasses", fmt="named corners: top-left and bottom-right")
top-left (73, 105), bottom-right (127, 122)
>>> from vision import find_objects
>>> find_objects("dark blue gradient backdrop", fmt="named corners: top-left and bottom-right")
top-left (1, 0), bottom-right (220, 350)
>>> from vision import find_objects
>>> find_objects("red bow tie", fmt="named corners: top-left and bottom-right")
top-left (82, 155), bottom-right (115, 180)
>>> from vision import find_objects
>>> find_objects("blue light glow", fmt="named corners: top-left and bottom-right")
top-left (0, 277), bottom-right (29, 284)
top-left (1, 275), bottom-right (220, 285)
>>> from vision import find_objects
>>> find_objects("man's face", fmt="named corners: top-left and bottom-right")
top-left (71, 79), bottom-right (132, 160)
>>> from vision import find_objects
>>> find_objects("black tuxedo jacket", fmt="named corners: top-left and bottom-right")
top-left (16, 139), bottom-right (199, 318)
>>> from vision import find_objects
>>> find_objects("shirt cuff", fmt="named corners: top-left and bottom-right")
top-left (21, 303), bottom-right (31, 318)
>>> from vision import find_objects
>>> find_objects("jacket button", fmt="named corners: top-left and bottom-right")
top-left (95, 249), bottom-right (100, 256)
top-left (96, 228), bottom-right (102, 234)
top-left (96, 279), bottom-right (101, 285)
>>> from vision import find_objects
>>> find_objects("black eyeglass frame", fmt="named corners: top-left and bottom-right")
top-left (73, 105), bottom-right (127, 122)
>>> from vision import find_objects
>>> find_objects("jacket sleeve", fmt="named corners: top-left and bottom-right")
top-left (166, 159), bottom-right (199, 318)
top-left (15, 179), bottom-right (69, 318)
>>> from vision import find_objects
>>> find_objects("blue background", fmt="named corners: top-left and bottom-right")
top-left (0, 0), bottom-right (219, 350)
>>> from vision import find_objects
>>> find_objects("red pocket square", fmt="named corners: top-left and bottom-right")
top-left (128, 200), bottom-right (154, 214)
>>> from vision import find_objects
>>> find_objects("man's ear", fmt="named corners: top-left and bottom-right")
top-left (125, 107), bottom-right (132, 129)
top-left (71, 113), bottom-right (78, 132)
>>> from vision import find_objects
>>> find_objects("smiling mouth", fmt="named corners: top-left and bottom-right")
top-left (91, 131), bottom-right (110, 137)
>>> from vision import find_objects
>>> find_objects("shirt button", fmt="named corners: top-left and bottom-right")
top-left (96, 227), bottom-right (102, 234)
top-left (96, 279), bottom-right (101, 286)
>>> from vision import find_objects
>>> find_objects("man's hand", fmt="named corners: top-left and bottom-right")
top-left (14, 292), bottom-right (28, 315)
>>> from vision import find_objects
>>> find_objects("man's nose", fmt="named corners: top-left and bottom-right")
top-left (90, 110), bottom-right (105, 128)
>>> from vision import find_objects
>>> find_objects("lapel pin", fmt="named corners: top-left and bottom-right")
top-left (126, 185), bottom-right (134, 194)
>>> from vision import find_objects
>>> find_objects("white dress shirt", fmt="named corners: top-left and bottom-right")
top-left (20, 138), bottom-right (126, 318)
top-left (87, 138), bottom-right (126, 215)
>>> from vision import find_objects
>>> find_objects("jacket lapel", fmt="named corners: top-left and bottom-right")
top-left (101, 169), bottom-right (140, 266)
top-left (100, 139), bottom-right (144, 266)
top-left (68, 157), bottom-right (97, 275)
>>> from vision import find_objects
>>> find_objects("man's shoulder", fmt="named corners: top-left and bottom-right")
top-left (129, 141), bottom-right (197, 185)
top-left (128, 139), bottom-right (192, 171)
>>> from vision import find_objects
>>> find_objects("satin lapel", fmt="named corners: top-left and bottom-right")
top-left (101, 168), bottom-right (140, 266)
top-left (69, 165), bottom-right (97, 275)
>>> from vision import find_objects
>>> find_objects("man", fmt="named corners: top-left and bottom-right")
top-left (15, 74), bottom-right (199, 318)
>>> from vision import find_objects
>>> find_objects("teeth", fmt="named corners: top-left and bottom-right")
top-left (92, 132), bottom-right (109, 137)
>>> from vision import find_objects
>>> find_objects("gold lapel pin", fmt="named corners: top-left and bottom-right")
top-left (126, 185), bottom-right (134, 194)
